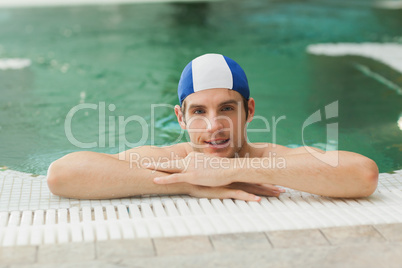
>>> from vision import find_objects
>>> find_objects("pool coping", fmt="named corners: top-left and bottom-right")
top-left (1, 223), bottom-right (402, 267)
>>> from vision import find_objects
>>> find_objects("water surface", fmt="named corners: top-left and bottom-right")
top-left (0, 0), bottom-right (401, 174)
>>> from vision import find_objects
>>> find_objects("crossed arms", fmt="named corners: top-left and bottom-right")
top-left (47, 144), bottom-right (379, 201)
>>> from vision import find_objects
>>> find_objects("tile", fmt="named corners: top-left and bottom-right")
top-left (9, 261), bottom-right (126, 268)
top-left (270, 247), bottom-right (332, 267)
top-left (0, 245), bottom-right (37, 265)
top-left (320, 225), bottom-right (385, 245)
top-left (119, 246), bottom-right (337, 268)
top-left (96, 239), bottom-right (155, 261)
top-left (37, 242), bottom-right (95, 264)
top-left (266, 229), bottom-right (329, 248)
top-left (153, 236), bottom-right (213, 256)
top-left (316, 242), bottom-right (401, 268)
top-left (119, 250), bottom-right (293, 268)
top-left (210, 232), bottom-right (271, 252)
top-left (386, 242), bottom-right (402, 263)
top-left (373, 223), bottom-right (402, 242)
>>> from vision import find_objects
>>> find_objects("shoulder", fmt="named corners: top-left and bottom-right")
top-left (255, 143), bottom-right (324, 157)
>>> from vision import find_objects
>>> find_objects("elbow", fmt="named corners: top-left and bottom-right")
top-left (47, 159), bottom-right (67, 196)
top-left (359, 158), bottom-right (379, 197)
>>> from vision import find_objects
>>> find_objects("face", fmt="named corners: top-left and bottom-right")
top-left (175, 88), bottom-right (255, 158)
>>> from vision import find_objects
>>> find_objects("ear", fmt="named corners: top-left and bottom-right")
top-left (174, 105), bottom-right (187, 129)
top-left (246, 97), bottom-right (255, 123)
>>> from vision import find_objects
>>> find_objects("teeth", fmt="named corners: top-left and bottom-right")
top-left (209, 139), bottom-right (228, 145)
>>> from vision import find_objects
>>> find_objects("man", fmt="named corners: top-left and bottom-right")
top-left (47, 53), bottom-right (379, 201)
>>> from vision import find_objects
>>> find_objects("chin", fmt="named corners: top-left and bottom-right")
top-left (203, 149), bottom-right (236, 158)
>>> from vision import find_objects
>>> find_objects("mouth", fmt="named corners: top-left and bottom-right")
top-left (204, 139), bottom-right (230, 149)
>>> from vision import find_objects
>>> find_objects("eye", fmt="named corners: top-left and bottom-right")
top-left (193, 109), bottom-right (205, 114)
top-left (221, 106), bottom-right (234, 111)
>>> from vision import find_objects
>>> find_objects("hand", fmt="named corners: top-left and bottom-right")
top-left (227, 182), bottom-right (286, 197)
top-left (186, 182), bottom-right (285, 202)
top-left (143, 152), bottom-right (285, 201)
top-left (144, 152), bottom-right (237, 187)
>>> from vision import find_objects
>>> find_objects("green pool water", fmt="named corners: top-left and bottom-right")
top-left (0, 0), bottom-right (401, 175)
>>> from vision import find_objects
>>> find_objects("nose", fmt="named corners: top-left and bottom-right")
top-left (207, 115), bottom-right (224, 133)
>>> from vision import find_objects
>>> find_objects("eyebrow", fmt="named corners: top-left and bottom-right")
top-left (187, 100), bottom-right (240, 111)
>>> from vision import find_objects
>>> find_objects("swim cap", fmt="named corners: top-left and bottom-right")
top-left (178, 53), bottom-right (249, 105)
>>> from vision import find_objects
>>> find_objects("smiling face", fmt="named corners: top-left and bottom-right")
top-left (175, 88), bottom-right (255, 158)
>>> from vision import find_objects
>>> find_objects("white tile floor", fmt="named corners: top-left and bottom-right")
top-left (0, 167), bottom-right (401, 246)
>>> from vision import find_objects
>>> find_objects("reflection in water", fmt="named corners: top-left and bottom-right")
top-left (398, 114), bottom-right (402, 131)
top-left (354, 63), bottom-right (402, 95)
top-left (373, 3), bottom-right (402, 32)
top-left (308, 54), bottom-right (402, 171)
top-left (375, 1), bottom-right (402, 10)
top-left (171, 3), bottom-right (210, 27)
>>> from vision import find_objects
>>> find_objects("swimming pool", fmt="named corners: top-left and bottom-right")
top-left (0, 0), bottom-right (401, 175)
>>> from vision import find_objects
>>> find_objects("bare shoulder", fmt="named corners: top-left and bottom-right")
top-left (111, 143), bottom-right (190, 161)
top-left (259, 143), bottom-right (324, 157)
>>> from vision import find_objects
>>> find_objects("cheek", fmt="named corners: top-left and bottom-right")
top-left (187, 119), bottom-right (206, 142)
top-left (187, 117), bottom-right (208, 129)
top-left (228, 115), bottom-right (243, 129)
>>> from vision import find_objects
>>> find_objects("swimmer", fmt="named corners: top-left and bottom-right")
top-left (47, 53), bottom-right (379, 201)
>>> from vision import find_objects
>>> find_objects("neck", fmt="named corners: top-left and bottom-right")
top-left (235, 142), bottom-right (252, 158)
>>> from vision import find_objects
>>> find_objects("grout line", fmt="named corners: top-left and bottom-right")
top-left (94, 241), bottom-right (98, 259)
top-left (318, 228), bottom-right (332, 246)
top-left (151, 238), bottom-right (157, 256)
top-left (7, 178), bottom-right (14, 213)
top-left (34, 245), bottom-right (39, 263)
top-left (263, 231), bottom-right (274, 248)
top-left (371, 224), bottom-right (388, 242)
top-left (208, 235), bottom-right (215, 251)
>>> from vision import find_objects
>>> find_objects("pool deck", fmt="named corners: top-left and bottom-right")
top-left (1, 223), bottom-right (402, 267)
top-left (1, 168), bottom-right (402, 267)
top-left (1, 2), bottom-right (402, 265)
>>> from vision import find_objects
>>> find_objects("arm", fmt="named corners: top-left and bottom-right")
top-left (47, 145), bottom-right (282, 200)
top-left (47, 146), bottom-right (192, 199)
top-left (147, 148), bottom-right (379, 198)
top-left (241, 149), bottom-right (379, 198)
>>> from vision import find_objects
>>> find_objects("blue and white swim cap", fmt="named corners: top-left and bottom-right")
top-left (178, 53), bottom-right (250, 105)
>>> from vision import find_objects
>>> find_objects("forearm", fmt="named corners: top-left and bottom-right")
top-left (47, 151), bottom-right (191, 199)
top-left (231, 151), bottom-right (379, 198)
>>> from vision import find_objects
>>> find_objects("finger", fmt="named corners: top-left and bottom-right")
top-left (190, 186), bottom-right (261, 202)
top-left (143, 160), bottom-right (184, 173)
top-left (249, 183), bottom-right (286, 193)
top-left (257, 186), bottom-right (286, 196)
top-left (227, 182), bottom-right (282, 197)
top-left (258, 185), bottom-right (286, 194)
top-left (243, 186), bottom-right (281, 197)
top-left (225, 189), bottom-right (262, 202)
top-left (260, 183), bottom-right (286, 193)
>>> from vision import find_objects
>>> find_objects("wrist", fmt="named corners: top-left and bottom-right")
top-left (229, 158), bottom-right (269, 184)
top-left (226, 158), bottom-right (248, 183)
top-left (179, 182), bottom-right (196, 196)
